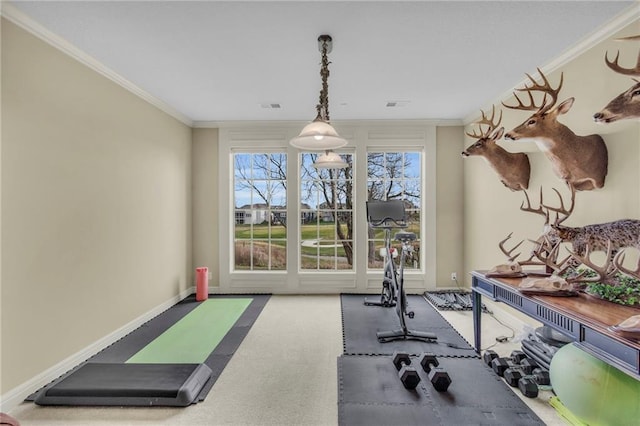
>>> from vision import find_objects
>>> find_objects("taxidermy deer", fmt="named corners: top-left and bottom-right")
top-left (499, 187), bottom-right (640, 293)
top-left (462, 106), bottom-right (530, 191)
top-left (502, 68), bottom-right (608, 191)
top-left (508, 185), bottom-right (640, 259)
top-left (501, 186), bottom-right (640, 283)
top-left (594, 42), bottom-right (640, 123)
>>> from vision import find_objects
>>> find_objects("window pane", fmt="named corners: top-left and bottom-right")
top-left (299, 152), bottom-right (354, 271)
top-left (367, 150), bottom-right (422, 271)
top-left (233, 152), bottom-right (287, 271)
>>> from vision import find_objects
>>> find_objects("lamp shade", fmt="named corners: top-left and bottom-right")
top-left (290, 120), bottom-right (348, 150)
top-left (313, 151), bottom-right (349, 169)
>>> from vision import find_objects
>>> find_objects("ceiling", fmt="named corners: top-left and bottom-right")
top-left (5, 1), bottom-right (639, 125)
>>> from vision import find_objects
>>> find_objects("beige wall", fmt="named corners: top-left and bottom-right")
top-left (192, 128), bottom-right (219, 287)
top-left (1, 19), bottom-right (192, 392)
top-left (463, 19), bottom-right (640, 283)
top-left (436, 126), bottom-right (465, 288)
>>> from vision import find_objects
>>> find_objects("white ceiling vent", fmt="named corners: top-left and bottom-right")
top-left (260, 103), bottom-right (281, 109)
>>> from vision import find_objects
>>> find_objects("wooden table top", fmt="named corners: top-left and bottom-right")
top-left (473, 271), bottom-right (640, 347)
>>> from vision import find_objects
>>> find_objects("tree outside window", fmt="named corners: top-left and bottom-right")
top-left (367, 151), bottom-right (422, 270)
top-left (300, 153), bottom-right (354, 270)
top-left (233, 152), bottom-right (287, 271)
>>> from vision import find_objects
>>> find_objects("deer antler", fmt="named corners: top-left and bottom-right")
top-left (605, 50), bottom-right (640, 77)
top-left (520, 187), bottom-right (550, 225)
top-left (465, 105), bottom-right (503, 139)
top-left (502, 68), bottom-right (564, 115)
top-left (613, 250), bottom-right (640, 281)
top-left (499, 232), bottom-right (523, 262)
top-left (566, 241), bottom-right (618, 287)
top-left (529, 236), bottom-right (572, 273)
top-left (542, 185), bottom-right (576, 226)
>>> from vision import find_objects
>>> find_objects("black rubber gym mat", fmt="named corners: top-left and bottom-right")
top-left (337, 355), bottom-right (544, 426)
top-left (34, 363), bottom-right (212, 407)
top-left (341, 294), bottom-right (477, 357)
top-left (27, 294), bottom-right (270, 404)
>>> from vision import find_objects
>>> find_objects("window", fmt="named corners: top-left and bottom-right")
top-left (366, 151), bottom-right (422, 271)
top-left (233, 152), bottom-right (287, 271)
top-left (219, 125), bottom-right (435, 293)
top-left (299, 152), bottom-right (354, 270)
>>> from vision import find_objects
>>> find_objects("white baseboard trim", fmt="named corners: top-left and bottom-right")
top-left (0, 286), bottom-right (195, 412)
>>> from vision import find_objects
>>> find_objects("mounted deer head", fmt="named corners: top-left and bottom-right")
top-left (462, 106), bottom-right (530, 191)
top-left (594, 46), bottom-right (640, 123)
top-left (503, 68), bottom-right (608, 191)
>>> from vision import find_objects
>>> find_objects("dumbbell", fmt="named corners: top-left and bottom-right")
top-left (490, 357), bottom-right (518, 377)
top-left (483, 349), bottom-right (498, 366)
top-left (517, 368), bottom-right (551, 398)
top-left (519, 357), bottom-right (540, 375)
top-left (419, 353), bottom-right (451, 392)
top-left (510, 350), bottom-right (527, 364)
top-left (392, 351), bottom-right (421, 390)
top-left (490, 350), bottom-right (530, 377)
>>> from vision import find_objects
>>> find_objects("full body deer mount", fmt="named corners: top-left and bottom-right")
top-left (594, 38), bottom-right (640, 123)
top-left (498, 185), bottom-right (640, 294)
top-left (502, 69), bottom-right (608, 191)
top-left (462, 106), bottom-right (530, 191)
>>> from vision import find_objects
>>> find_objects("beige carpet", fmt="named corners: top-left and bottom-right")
top-left (8, 295), bottom-right (564, 425)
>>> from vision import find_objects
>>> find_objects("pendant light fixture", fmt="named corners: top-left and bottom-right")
top-left (290, 35), bottom-right (348, 169)
top-left (313, 150), bottom-right (349, 169)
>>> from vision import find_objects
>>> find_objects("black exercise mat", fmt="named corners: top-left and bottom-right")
top-left (341, 294), bottom-right (477, 357)
top-left (27, 294), bottom-right (270, 403)
top-left (338, 355), bottom-right (544, 426)
top-left (34, 363), bottom-right (212, 407)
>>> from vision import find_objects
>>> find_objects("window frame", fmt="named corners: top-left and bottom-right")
top-left (218, 124), bottom-right (436, 294)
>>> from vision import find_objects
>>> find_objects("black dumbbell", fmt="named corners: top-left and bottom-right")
top-left (419, 353), bottom-right (451, 392)
top-left (510, 350), bottom-right (527, 364)
top-left (503, 366), bottom-right (526, 387)
top-left (490, 357), bottom-right (519, 377)
top-left (530, 368), bottom-right (551, 386)
top-left (483, 349), bottom-right (498, 366)
top-left (392, 351), bottom-right (421, 390)
top-left (517, 368), bottom-right (551, 398)
top-left (520, 357), bottom-right (539, 375)
top-left (518, 376), bottom-right (539, 398)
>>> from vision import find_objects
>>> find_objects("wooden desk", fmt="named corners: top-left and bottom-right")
top-left (471, 270), bottom-right (640, 380)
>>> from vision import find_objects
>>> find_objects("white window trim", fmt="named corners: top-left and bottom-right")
top-left (218, 123), bottom-right (436, 294)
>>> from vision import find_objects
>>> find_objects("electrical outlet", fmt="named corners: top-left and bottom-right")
top-left (451, 272), bottom-right (457, 281)
top-left (208, 272), bottom-right (213, 280)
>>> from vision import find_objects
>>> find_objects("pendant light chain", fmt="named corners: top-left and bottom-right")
top-left (316, 38), bottom-right (331, 122)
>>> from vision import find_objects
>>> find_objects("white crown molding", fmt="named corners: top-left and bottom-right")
top-left (0, 286), bottom-right (195, 412)
top-left (463, 3), bottom-right (640, 125)
top-left (1, 3), bottom-right (193, 127)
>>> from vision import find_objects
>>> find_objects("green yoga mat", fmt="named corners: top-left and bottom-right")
top-left (126, 298), bottom-right (252, 364)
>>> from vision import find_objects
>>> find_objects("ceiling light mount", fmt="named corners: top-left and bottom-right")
top-left (290, 34), bottom-right (348, 157)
